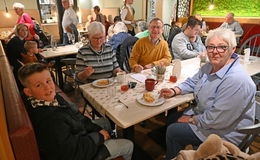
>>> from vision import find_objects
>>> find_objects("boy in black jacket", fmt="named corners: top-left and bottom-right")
top-left (18, 63), bottom-right (133, 160)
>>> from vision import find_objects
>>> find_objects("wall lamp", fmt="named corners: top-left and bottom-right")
top-left (209, 0), bottom-right (214, 10)
top-left (3, 0), bottom-right (11, 18)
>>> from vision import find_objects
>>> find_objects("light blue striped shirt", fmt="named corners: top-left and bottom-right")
top-left (178, 54), bottom-right (256, 145)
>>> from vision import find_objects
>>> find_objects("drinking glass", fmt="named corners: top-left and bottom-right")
top-left (107, 85), bottom-right (116, 97)
top-left (51, 40), bottom-right (57, 51)
top-left (71, 34), bottom-right (75, 44)
top-left (116, 72), bottom-right (126, 84)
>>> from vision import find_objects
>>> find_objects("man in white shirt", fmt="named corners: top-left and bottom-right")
top-left (219, 13), bottom-right (243, 42)
top-left (219, 13), bottom-right (243, 35)
top-left (120, 0), bottom-right (136, 36)
top-left (62, 0), bottom-right (79, 45)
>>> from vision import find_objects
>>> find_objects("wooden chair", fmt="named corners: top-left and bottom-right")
top-left (238, 34), bottom-right (260, 57)
top-left (117, 36), bottom-right (139, 73)
top-left (60, 57), bottom-right (78, 88)
top-left (167, 26), bottom-right (182, 59)
top-left (237, 91), bottom-right (260, 152)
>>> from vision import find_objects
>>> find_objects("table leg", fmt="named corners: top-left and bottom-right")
top-left (123, 126), bottom-right (135, 141)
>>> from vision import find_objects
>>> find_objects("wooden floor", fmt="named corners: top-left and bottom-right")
top-left (64, 83), bottom-right (167, 160)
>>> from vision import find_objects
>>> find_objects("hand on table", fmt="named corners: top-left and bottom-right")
top-left (134, 65), bottom-right (144, 73)
top-left (160, 88), bottom-right (175, 98)
top-left (144, 63), bottom-right (153, 69)
top-left (113, 67), bottom-right (123, 74)
top-left (83, 67), bottom-right (95, 77)
top-left (99, 129), bottom-right (110, 141)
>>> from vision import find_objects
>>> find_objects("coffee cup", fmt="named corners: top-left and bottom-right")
top-left (145, 78), bottom-right (158, 91)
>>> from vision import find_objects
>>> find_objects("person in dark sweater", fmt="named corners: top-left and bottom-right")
top-left (7, 23), bottom-right (29, 90)
top-left (18, 63), bottom-right (133, 160)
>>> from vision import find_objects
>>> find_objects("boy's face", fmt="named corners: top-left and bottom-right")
top-left (29, 45), bottom-right (38, 54)
top-left (24, 70), bottom-right (56, 102)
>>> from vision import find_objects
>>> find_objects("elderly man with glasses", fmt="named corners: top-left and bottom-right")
top-left (129, 18), bottom-right (172, 73)
top-left (160, 28), bottom-right (256, 160)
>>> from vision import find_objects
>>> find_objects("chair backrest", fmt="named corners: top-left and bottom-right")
top-left (163, 24), bottom-right (171, 41)
top-left (117, 36), bottom-right (139, 72)
top-left (237, 91), bottom-right (260, 152)
top-left (167, 26), bottom-right (182, 59)
top-left (238, 34), bottom-right (260, 57)
top-left (239, 25), bottom-right (260, 46)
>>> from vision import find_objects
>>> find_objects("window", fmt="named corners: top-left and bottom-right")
top-left (38, 0), bottom-right (58, 23)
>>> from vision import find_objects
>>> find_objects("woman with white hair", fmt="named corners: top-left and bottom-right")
top-left (107, 22), bottom-right (131, 50)
top-left (6, 23), bottom-right (30, 90)
top-left (76, 22), bottom-right (122, 83)
top-left (160, 28), bottom-right (256, 159)
top-left (135, 21), bottom-right (149, 39)
top-left (12, 2), bottom-right (39, 40)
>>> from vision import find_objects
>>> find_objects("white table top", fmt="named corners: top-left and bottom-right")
top-left (240, 56), bottom-right (260, 76)
top-left (80, 56), bottom-right (260, 128)
top-left (40, 44), bottom-right (79, 59)
top-left (80, 58), bottom-right (200, 128)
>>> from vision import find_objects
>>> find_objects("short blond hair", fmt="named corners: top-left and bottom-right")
top-left (24, 41), bottom-right (37, 52)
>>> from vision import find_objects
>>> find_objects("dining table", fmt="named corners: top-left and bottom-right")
top-left (39, 44), bottom-right (80, 88)
top-left (79, 55), bottom-right (260, 139)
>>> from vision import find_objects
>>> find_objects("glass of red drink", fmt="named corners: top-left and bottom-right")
top-left (170, 75), bottom-right (177, 83)
top-left (121, 84), bottom-right (129, 92)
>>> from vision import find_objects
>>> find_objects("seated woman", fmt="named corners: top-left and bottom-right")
top-left (6, 23), bottom-right (29, 90)
top-left (107, 21), bottom-right (131, 50)
top-left (160, 28), bottom-right (256, 160)
top-left (107, 16), bottom-right (122, 39)
top-left (76, 22), bottom-right (122, 83)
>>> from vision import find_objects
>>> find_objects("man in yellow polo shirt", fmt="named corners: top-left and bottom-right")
top-left (129, 18), bottom-right (172, 73)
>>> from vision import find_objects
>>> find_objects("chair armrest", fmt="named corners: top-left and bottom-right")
top-left (237, 123), bottom-right (260, 134)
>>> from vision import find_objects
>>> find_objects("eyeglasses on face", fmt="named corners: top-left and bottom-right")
top-left (149, 25), bottom-right (162, 29)
top-left (206, 45), bottom-right (229, 53)
top-left (91, 36), bottom-right (105, 41)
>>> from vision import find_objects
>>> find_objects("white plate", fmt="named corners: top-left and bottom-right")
top-left (92, 79), bottom-right (114, 88)
top-left (136, 93), bottom-right (165, 106)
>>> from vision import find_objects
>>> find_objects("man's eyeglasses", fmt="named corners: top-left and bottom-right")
top-left (206, 46), bottom-right (229, 53)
